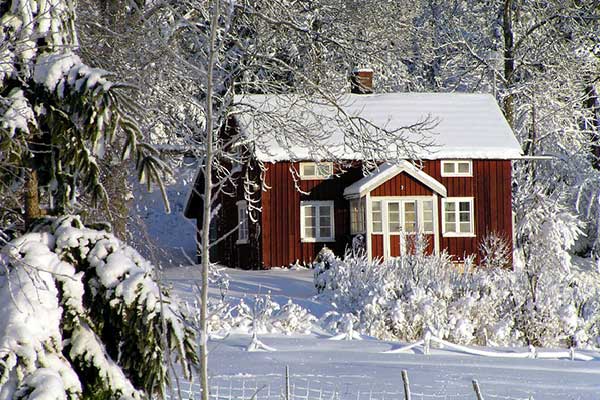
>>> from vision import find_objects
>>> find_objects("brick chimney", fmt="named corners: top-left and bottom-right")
top-left (350, 68), bottom-right (374, 94)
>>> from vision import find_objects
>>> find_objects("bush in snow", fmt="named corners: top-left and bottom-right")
top-left (196, 292), bottom-right (317, 337)
top-left (479, 232), bottom-right (511, 269)
top-left (0, 216), bottom-right (198, 400)
top-left (271, 300), bottom-right (317, 335)
top-left (313, 244), bottom-right (600, 349)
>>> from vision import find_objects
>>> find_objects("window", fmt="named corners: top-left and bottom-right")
top-left (422, 200), bottom-right (434, 233)
top-left (300, 162), bottom-right (333, 180)
top-left (300, 201), bottom-right (335, 242)
top-left (403, 201), bottom-right (417, 232)
top-left (372, 201), bottom-right (383, 233)
top-left (237, 201), bottom-right (249, 244)
top-left (388, 202), bottom-right (401, 233)
top-left (442, 198), bottom-right (474, 236)
top-left (441, 160), bottom-right (472, 177)
top-left (350, 199), bottom-right (366, 234)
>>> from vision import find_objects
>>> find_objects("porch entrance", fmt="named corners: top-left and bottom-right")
top-left (372, 197), bottom-right (437, 259)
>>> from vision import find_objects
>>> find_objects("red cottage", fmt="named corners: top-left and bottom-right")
top-left (185, 75), bottom-right (523, 269)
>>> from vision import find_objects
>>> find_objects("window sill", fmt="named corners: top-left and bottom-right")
top-left (442, 233), bottom-right (476, 238)
top-left (300, 176), bottom-right (333, 181)
top-left (440, 174), bottom-right (473, 178)
top-left (301, 238), bottom-right (336, 243)
top-left (236, 239), bottom-right (249, 245)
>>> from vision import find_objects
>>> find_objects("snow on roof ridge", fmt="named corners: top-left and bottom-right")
top-left (344, 162), bottom-right (447, 199)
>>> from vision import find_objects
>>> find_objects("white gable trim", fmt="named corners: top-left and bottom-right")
top-left (343, 161), bottom-right (447, 199)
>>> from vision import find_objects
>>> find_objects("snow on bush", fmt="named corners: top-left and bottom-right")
top-left (0, 216), bottom-right (197, 400)
top-left (313, 245), bottom-right (600, 349)
top-left (192, 290), bottom-right (317, 337)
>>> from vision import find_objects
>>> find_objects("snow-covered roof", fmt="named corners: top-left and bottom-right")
top-left (343, 162), bottom-right (447, 199)
top-left (233, 93), bottom-right (522, 162)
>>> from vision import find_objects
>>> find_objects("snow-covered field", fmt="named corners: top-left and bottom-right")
top-left (164, 266), bottom-right (600, 400)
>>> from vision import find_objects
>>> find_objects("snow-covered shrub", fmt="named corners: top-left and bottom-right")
top-left (313, 246), bottom-right (338, 293)
top-left (209, 263), bottom-right (230, 300)
top-left (314, 246), bottom-right (600, 348)
top-left (239, 293), bottom-right (281, 334)
top-left (200, 294), bottom-right (317, 336)
top-left (479, 232), bottom-right (511, 269)
top-left (271, 299), bottom-right (317, 335)
top-left (0, 216), bottom-right (198, 400)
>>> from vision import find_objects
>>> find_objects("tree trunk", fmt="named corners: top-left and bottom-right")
top-left (502, 0), bottom-right (515, 128)
top-left (200, 2), bottom-right (221, 400)
top-left (585, 83), bottom-right (600, 169)
top-left (24, 168), bottom-right (42, 226)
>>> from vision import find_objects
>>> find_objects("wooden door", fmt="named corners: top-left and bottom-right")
top-left (384, 200), bottom-right (418, 258)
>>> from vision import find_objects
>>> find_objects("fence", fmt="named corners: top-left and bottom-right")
top-left (166, 367), bottom-right (535, 400)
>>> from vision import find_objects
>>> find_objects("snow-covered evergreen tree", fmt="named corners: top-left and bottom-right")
top-left (0, 0), bottom-right (169, 229)
top-left (0, 216), bottom-right (197, 399)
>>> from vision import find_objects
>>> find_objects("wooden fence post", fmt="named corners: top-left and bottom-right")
top-left (285, 365), bottom-right (291, 400)
top-left (401, 370), bottom-right (411, 400)
top-left (472, 380), bottom-right (484, 400)
top-left (424, 331), bottom-right (431, 355)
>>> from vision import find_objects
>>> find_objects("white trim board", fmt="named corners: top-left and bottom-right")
top-left (343, 162), bottom-right (447, 199)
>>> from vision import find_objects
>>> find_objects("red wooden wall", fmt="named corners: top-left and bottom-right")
top-left (198, 159), bottom-right (514, 268)
top-left (260, 162), bottom-right (363, 268)
top-left (421, 159), bottom-right (513, 262)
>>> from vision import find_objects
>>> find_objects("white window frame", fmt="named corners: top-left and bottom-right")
top-left (299, 162), bottom-right (334, 180)
top-left (300, 200), bottom-right (335, 242)
top-left (441, 160), bottom-right (473, 177)
top-left (236, 200), bottom-right (249, 244)
top-left (441, 197), bottom-right (475, 237)
top-left (371, 200), bottom-right (383, 234)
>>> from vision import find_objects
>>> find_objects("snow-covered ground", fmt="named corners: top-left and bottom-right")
top-left (164, 266), bottom-right (600, 400)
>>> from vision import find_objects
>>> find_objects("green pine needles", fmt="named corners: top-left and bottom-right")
top-left (0, 215), bottom-right (198, 399)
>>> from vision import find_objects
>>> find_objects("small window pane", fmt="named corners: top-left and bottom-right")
top-left (303, 164), bottom-right (316, 176)
top-left (305, 227), bottom-right (316, 238)
top-left (373, 201), bottom-right (381, 212)
top-left (404, 202), bottom-right (416, 232)
top-left (424, 221), bottom-right (433, 232)
top-left (445, 202), bottom-right (456, 212)
top-left (459, 212), bottom-right (470, 222)
top-left (372, 201), bottom-right (382, 233)
top-left (459, 222), bottom-right (471, 233)
top-left (319, 227), bottom-right (331, 238)
top-left (389, 203), bottom-right (399, 213)
top-left (458, 162), bottom-right (470, 173)
top-left (304, 206), bottom-right (315, 217)
top-left (317, 163), bottom-right (333, 177)
top-left (459, 202), bottom-right (470, 212)
top-left (319, 206), bottom-right (331, 216)
top-left (423, 200), bottom-right (432, 212)
top-left (445, 223), bottom-right (455, 233)
top-left (320, 216), bottom-right (331, 227)
top-left (446, 212), bottom-right (456, 223)
top-left (443, 163), bottom-right (455, 174)
top-left (389, 222), bottom-right (401, 233)
top-left (423, 200), bottom-right (433, 232)
top-left (404, 221), bottom-right (416, 232)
